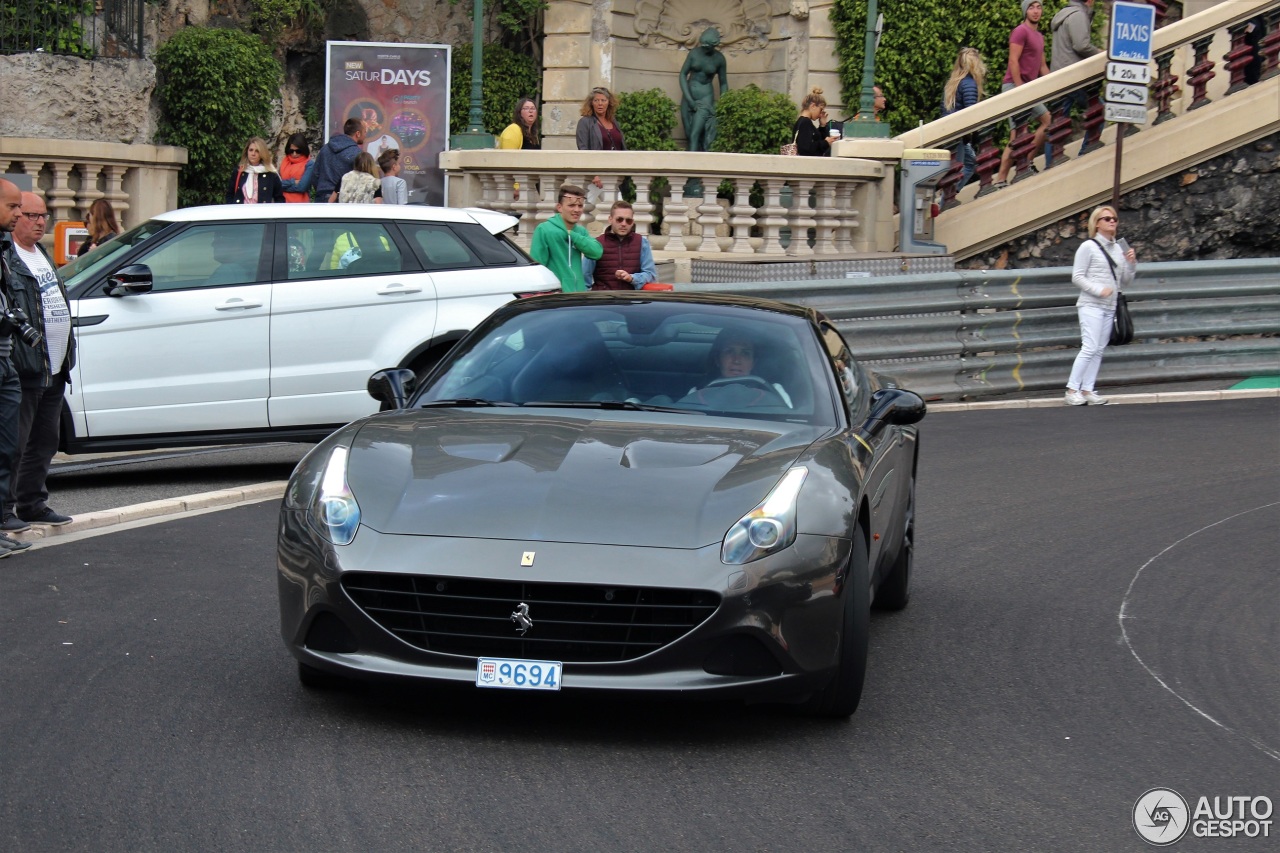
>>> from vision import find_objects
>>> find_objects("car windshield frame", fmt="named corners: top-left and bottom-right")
top-left (416, 300), bottom-right (840, 427)
top-left (60, 219), bottom-right (176, 293)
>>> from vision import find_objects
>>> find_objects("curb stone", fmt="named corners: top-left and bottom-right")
top-left (11, 481), bottom-right (287, 542)
top-left (926, 388), bottom-right (1278, 412)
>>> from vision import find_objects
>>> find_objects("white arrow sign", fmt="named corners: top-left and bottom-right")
top-left (1106, 61), bottom-right (1152, 84)
top-left (1106, 83), bottom-right (1149, 105)
top-left (1105, 102), bottom-right (1148, 124)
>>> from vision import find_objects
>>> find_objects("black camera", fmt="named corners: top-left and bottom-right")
top-left (0, 306), bottom-right (42, 348)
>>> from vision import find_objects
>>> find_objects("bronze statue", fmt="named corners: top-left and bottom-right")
top-left (679, 27), bottom-right (729, 152)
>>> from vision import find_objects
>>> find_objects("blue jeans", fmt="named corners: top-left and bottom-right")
top-left (0, 359), bottom-right (22, 514)
top-left (956, 142), bottom-right (977, 188)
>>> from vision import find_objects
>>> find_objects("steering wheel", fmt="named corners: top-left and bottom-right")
top-left (705, 375), bottom-right (776, 393)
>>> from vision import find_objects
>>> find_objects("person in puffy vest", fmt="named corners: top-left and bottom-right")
top-left (582, 200), bottom-right (657, 291)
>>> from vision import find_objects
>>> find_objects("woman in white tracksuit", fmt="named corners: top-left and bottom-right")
top-left (1066, 205), bottom-right (1136, 406)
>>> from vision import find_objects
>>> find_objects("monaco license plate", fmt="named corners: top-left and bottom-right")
top-left (475, 657), bottom-right (562, 691)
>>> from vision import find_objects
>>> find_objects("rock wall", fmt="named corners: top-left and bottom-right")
top-left (961, 134), bottom-right (1280, 269)
top-left (0, 54), bottom-right (159, 144)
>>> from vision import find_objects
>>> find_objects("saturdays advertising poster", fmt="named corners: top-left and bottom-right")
top-left (325, 41), bottom-right (450, 206)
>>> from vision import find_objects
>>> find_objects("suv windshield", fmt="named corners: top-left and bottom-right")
top-left (61, 219), bottom-right (174, 291)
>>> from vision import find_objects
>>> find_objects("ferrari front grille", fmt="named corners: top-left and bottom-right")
top-left (342, 573), bottom-right (720, 663)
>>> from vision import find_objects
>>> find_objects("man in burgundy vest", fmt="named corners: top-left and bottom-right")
top-left (583, 200), bottom-right (657, 290)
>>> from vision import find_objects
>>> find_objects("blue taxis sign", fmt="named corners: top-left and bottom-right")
top-left (1110, 1), bottom-right (1157, 63)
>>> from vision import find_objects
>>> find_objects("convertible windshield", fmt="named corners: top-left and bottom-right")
top-left (419, 301), bottom-right (836, 426)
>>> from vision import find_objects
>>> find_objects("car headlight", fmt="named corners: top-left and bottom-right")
top-left (721, 467), bottom-right (808, 565)
top-left (307, 445), bottom-right (361, 546)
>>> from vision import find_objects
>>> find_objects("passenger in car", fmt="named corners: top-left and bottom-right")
top-left (206, 230), bottom-right (261, 285)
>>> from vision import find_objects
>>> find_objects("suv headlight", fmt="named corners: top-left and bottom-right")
top-left (308, 445), bottom-right (361, 546)
top-left (721, 467), bottom-right (807, 565)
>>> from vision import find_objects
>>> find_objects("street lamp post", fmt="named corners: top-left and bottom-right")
top-left (449, 0), bottom-right (494, 149)
top-left (844, 0), bottom-right (891, 139)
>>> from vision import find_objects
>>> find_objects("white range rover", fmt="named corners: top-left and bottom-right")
top-left (57, 204), bottom-right (559, 453)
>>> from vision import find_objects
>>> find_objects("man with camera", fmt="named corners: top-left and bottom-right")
top-left (1, 190), bottom-right (74, 534)
top-left (0, 179), bottom-right (34, 556)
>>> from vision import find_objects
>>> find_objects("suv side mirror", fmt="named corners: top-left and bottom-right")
top-left (104, 264), bottom-right (154, 297)
top-left (367, 368), bottom-right (418, 409)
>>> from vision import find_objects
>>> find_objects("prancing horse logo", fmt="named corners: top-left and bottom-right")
top-left (510, 603), bottom-right (533, 635)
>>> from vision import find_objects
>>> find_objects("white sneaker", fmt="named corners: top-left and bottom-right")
top-left (1082, 390), bottom-right (1110, 405)
top-left (1065, 389), bottom-right (1087, 406)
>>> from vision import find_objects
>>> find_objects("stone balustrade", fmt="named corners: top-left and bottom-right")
top-left (0, 138), bottom-right (186, 229)
top-left (439, 149), bottom-right (898, 257)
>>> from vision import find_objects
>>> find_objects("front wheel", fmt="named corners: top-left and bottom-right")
top-left (803, 530), bottom-right (870, 718)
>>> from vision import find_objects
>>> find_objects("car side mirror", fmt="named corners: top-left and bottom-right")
top-left (862, 388), bottom-right (926, 434)
top-left (104, 264), bottom-right (153, 297)
top-left (367, 368), bottom-right (418, 409)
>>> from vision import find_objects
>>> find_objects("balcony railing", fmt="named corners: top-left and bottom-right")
top-left (439, 150), bottom-right (896, 257)
top-left (0, 0), bottom-right (145, 59)
top-left (0, 138), bottom-right (187, 229)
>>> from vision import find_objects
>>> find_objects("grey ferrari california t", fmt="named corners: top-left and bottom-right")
top-left (278, 292), bottom-right (925, 716)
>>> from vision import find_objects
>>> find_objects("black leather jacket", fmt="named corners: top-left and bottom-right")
top-left (3, 241), bottom-right (76, 388)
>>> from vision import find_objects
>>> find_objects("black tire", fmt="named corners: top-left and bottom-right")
top-left (297, 661), bottom-right (348, 690)
top-left (803, 529), bottom-right (871, 718)
top-left (874, 474), bottom-right (915, 611)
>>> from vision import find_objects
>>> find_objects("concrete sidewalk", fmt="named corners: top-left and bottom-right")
top-left (10, 386), bottom-right (1278, 547)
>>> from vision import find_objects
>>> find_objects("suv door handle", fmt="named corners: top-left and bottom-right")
top-left (215, 298), bottom-right (264, 310)
top-left (376, 284), bottom-right (422, 296)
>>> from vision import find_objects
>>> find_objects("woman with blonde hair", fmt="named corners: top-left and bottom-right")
top-left (76, 198), bottom-right (121, 256)
top-left (793, 87), bottom-right (838, 157)
top-left (225, 137), bottom-right (284, 204)
top-left (337, 152), bottom-right (383, 204)
top-left (576, 87), bottom-right (624, 151)
top-left (941, 47), bottom-right (987, 187)
top-left (1065, 205), bottom-right (1137, 406)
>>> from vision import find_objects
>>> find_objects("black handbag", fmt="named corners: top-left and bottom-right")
top-left (1110, 291), bottom-right (1134, 346)
top-left (1092, 239), bottom-right (1135, 346)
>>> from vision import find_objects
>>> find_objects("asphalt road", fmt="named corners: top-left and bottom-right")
top-left (1, 399), bottom-right (1276, 852)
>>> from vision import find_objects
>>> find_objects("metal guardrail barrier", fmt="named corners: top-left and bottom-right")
top-left (691, 258), bottom-right (1280, 400)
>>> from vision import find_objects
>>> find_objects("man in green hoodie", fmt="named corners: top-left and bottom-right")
top-left (529, 184), bottom-right (603, 292)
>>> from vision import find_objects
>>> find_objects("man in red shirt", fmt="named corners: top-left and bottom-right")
top-left (996, 0), bottom-right (1051, 186)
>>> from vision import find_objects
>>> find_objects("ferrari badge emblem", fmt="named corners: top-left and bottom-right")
top-left (520, 551), bottom-right (535, 567)
top-left (510, 603), bottom-right (533, 635)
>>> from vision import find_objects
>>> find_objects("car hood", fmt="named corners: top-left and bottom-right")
top-left (346, 410), bottom-right (824, 548)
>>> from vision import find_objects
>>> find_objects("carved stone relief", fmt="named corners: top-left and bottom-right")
top-left (634, 0), bottom-right (773, 52)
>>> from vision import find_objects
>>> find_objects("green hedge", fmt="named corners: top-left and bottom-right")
top-left (450, 43), bottom-right (542, 136)
top-left (155, 28), bottom-right (283, 208)
top-left (617, 88), bottom-right (681, 151)
top-left (711, 84), bottom-right (797, 154)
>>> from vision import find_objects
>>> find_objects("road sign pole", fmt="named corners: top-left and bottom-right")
top-left (1109, 9), bottom-right (1122, 211)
